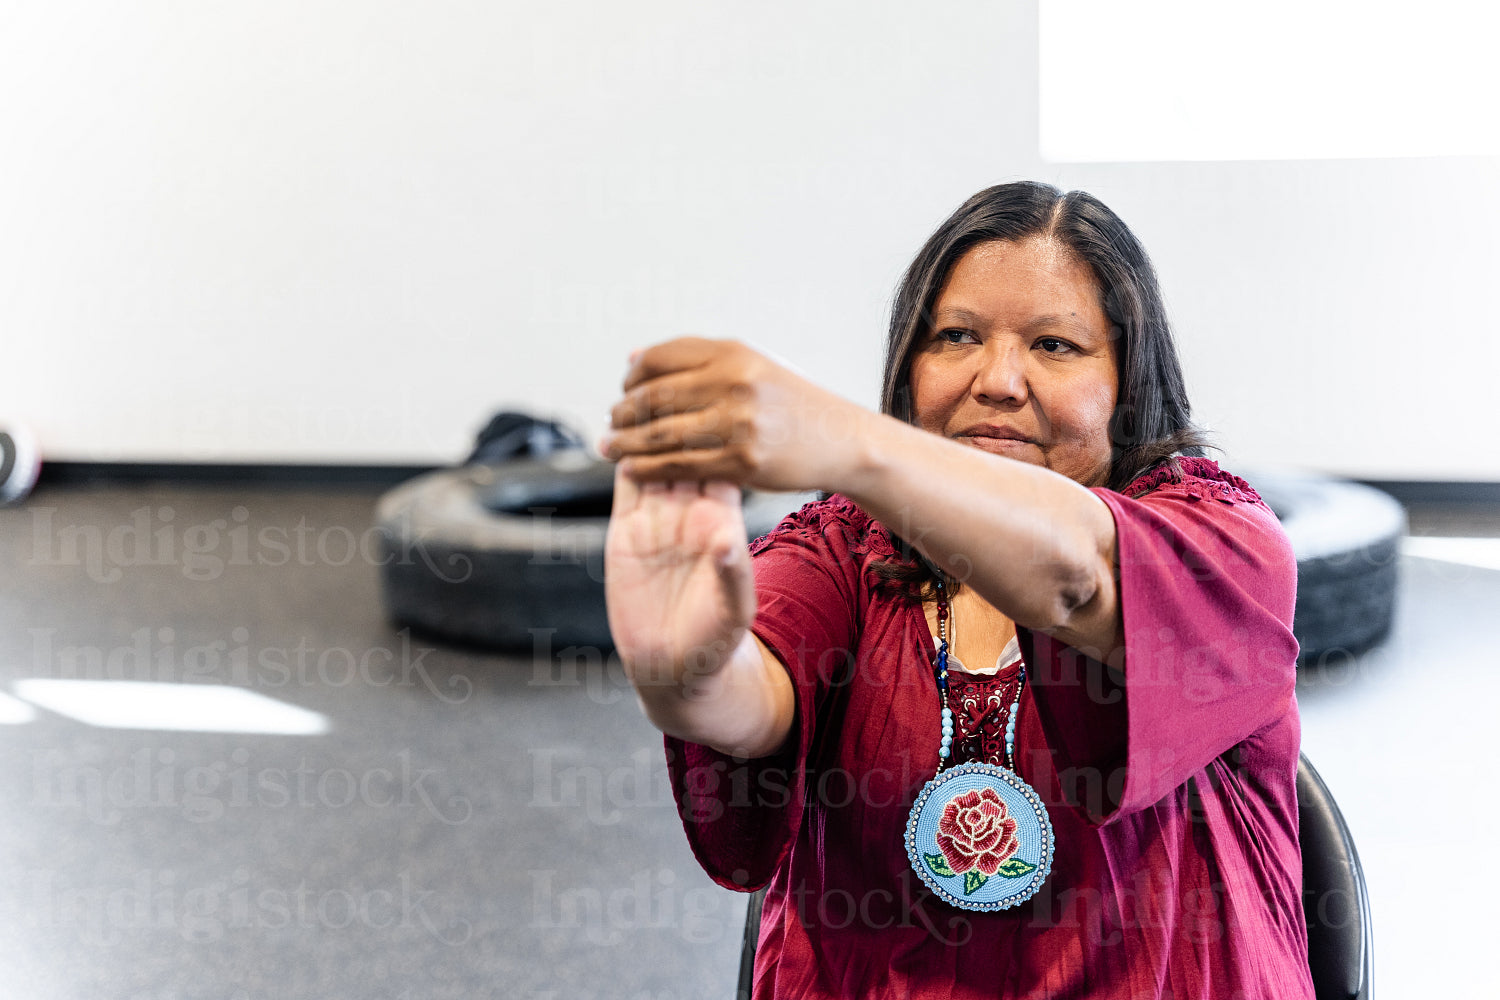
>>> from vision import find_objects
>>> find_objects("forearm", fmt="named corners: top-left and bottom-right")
top-left (835, 411), bottom-right (1119, 647)
top-left (602, 337), bottom-right (1122, 654)
top-left (624, 631), bottom-right (795, 759)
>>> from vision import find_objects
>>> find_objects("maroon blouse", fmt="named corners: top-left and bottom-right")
top-left (665, 459), bottom-right (1315, 999)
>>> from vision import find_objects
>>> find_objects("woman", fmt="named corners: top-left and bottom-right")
top-left (602, 182), bottom-right (1313, 999)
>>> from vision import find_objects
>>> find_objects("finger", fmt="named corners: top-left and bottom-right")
top-left (610, 370), bottom-right (725, 430)
top-left (634, 479), bottom-right (674, 553)
top-left (635, 479), bottom-right (671, 519)
top-left (605, 409), bottom-right (737, 460)
top-left (702, 482), bottom-right (748, 565)
top-left (716, 530), bottom-right (754, 605)
top-left (638, 479), bottom-right (671, 502)
top-left (609, 462), bottom-right (641, 520)
top-left (710, 517), bottom-right (756, 628)
top-left (702, 481), bottom-right (743, 512)
top-left (622, 337), bottom-right (719, 393)
top-left (621, 449), bottom-right (750, 486)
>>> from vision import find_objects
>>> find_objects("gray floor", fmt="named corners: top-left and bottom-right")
top-left (1, 482), bottom-right (1495, 998)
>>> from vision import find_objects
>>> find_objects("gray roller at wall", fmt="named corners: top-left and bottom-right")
top-left (375, 451), bottom-right (815, 651)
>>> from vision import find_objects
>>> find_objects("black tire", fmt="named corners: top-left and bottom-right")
top-left (1247, 470), bottom-right (1406, 664)
top-left (0, 424), bottom-right (41, 506)
top-left (376, 452), bottom-right (815, 651)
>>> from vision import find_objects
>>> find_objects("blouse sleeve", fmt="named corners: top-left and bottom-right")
top-left (1019, 470), bottom-right (1300, 825)
top-left (663, 499), bottom-right (868, 891)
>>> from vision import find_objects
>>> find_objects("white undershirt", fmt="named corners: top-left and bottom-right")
top-left (931, 633), bottom-right (1023, 676)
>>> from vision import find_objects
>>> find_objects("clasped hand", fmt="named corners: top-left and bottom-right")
top-left (602, 338), bottom-right (864, 702)
top-left (600, 337), bottom-right (868, 494)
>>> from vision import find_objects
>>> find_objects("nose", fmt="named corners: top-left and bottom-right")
top-left (971, 339), bottom-right (1028, 407)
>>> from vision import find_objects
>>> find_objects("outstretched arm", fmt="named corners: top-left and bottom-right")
top-left (602, 338), bottom-right (1122, 659)
top-left (841, 415), bottom-right (1123, 661)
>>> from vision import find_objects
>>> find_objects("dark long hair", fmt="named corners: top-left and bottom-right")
top-left (877, 181), bottom-right (1211, 592)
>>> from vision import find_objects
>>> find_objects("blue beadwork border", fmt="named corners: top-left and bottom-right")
top-left (904, 761), bottom-right (1055, 912)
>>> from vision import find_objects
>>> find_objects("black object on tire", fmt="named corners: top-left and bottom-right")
top-left (1248, 470), bottom-right (1406, 664)
top-left (465, 410), bottom-right (583, 465)
top-left (376, 450), bottom-right (815, 651)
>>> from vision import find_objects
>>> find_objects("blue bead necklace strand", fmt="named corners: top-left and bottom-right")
top-left (935, 578), bottom-right (953, 764)
top-left (933, 576), bottom-right (1026, 772)
top-left (908, 575), bottom-right (1055, 910)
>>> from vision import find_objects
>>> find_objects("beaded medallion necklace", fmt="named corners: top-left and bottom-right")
top-left (903, 576), bottom-right (1055, 911)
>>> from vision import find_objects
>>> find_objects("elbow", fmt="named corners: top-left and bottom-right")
top-left (1045, 528), bottom-right (1111, 623)
top-left (1045, 565), bottom-right (1102, 629)
top-left (1021, 508), bottom-right (1116, 628)
top-left (1057, 570), bottom-right (1100, 621)
top-left (1012, 571), bottom-right (1096, 634)
top-left (1021, 549), bottom-right (1116, 655)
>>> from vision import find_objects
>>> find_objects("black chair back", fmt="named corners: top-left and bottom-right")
top-left (736, 881), bottom-right (766, 1000)
top-left (1297, 753), bottom-right (1374, 999)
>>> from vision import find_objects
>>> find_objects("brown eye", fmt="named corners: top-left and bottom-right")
top-left (1037, 337), bottom-right (1073, 354)
top-left (937, 328), bottom-right (977, 345)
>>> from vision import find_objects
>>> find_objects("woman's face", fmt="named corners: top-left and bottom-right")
top-left (908, 238), bottom-right (1119, 487)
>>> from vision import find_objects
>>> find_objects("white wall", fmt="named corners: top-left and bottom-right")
top-left (2, 1), bottom-right (1496, 478)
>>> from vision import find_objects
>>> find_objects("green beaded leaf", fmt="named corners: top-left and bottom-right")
top-left (997, 858), bottom-right (1037, 879)
top-left (963, 870), bottom-right (989, 895)
top-left (924, 853), bottom-right (956, 878)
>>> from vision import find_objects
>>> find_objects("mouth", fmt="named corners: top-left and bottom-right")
top-left (954, 424), bottom-right (1038, 455)
top-left (956, 434), bottom-right (1037, 456)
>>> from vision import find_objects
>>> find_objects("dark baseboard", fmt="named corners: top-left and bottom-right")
top-left (1357, 480), bottom-right (1500, 505)
top-left (35, 461), bottom-right (443, 489)
top-left (30, 464), bottom-right (1500, 502)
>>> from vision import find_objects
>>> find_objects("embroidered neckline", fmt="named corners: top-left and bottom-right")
top-left (946, 670), bottom-right (1023, 768)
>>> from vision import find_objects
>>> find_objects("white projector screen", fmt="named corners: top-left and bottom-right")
top-left (1041, 0), bottom-right (1500, 162)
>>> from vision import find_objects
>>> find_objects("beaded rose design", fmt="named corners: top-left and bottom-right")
top-left (938, 787), bottom-right (1019, 874)
top-left (922, 786), bottom-right (1036, 896)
